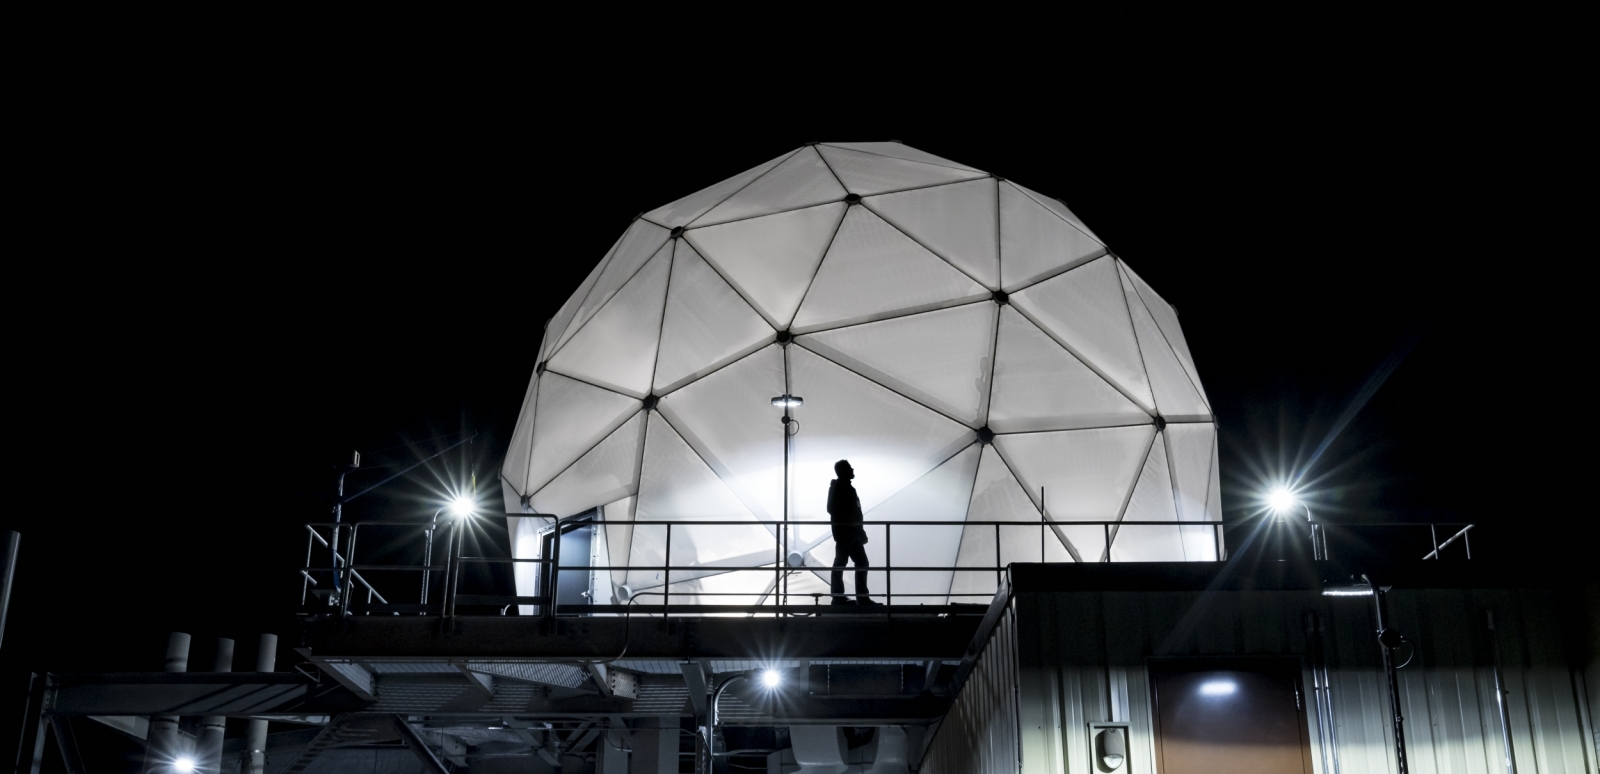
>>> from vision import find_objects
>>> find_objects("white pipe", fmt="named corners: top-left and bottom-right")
top-left (198, 638), bottom-right (232, 774)
top-left (140, 632), bottom-right (190, 774)
top-left (245, 633), bottom-right (277, 774)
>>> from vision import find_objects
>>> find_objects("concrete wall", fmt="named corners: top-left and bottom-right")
top-left (921, 585), bottom-right (1597, 773)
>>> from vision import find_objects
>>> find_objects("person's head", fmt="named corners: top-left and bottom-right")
top-left (834, 460), bottom-right (854, 480)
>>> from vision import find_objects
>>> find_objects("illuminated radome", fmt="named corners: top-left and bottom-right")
top-left (500, 142), bottom-right (1220, 605)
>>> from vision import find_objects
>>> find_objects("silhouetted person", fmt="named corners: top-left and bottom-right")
top-left (828, 460), bottom-right (877, 605)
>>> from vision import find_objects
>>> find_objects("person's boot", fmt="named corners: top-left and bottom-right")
top-left (857, 596), bottom-right (881, 606)
top-left (831, 594), bottom-right (855, 605)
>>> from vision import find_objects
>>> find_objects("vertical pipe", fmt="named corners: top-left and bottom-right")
top-left (1486, 611), bottom-right (1517, 774)
top-left (244, 634), bottom-right (277, 774)
top-left (1364, 577), bottom-right (1409, 774)
top-left (140, 632), bottom-right (191, 774)
top-left (0, 531), bottom-right (19, 651)
top-left (663, 524), bottom-right (671, 618)
top-left (781, 408), bottom-right (791, 612)
top-left (197, 639), bottom-right (233, 774)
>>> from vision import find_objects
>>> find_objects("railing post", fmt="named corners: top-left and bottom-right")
top-left (994, 524), bottom-right (1001, 589)
top-left (664, 524), bottom-right (671, 619)
top-left (885, 523), bottom-right (892, 608)
top-left (1104, 523), bottom-right (1112, 562)
top-left (1429, 524), bottom-right (1439, 560)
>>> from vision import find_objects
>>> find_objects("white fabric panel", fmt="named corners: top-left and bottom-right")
top-left (553, 221), bottom-right (670, 353)
top-left (691, 147), bottom-right (847, 227)
top-left (501, 371), bottom-right (540, 494)
top-left (524, 372), bottom-right (641, 494)
top-left (989, 305), bottom-right (1150, 433)
top-left (1122, 431), bottom-right (1179, 523)
top-left (1120, 267), bottom-right (1209, 420)
top-left (816, 144), bottom-right (986, 196)
top-left (949, 525), bottom-right (999, 599)
top-left (797, 301), bottom-right (995, 426)
top-left (530, 411), bottom-right (644, 518)
top-left (1109, 525), bottom-right (1187, 562)
top-left (867, 178), bottom-right (999, 290)
top-left (791, 206), bottom-right (987, 332)
top-left (544, 241), bottom-right (614, 360)
top-left (999, 181), bottom-right (1104, 291)
top-left (1166, 423), bottom-right (1217, 523)
top-left (630, 412), bottom-right (771, 592)
top-left (500, 477), bottom-right (521, 516)
top-left (644, 151), bottom-right (793, 227)
top-left (603, 496), bottom-right (635, 585)
top-left (787, 345), bottom-right (976, 528)
top-left (657, 344), bottom-right (786, 522)
top-left (864, 444), bottom-right (981, 604)
top-left (1059, 524), bottom-right (1107, 563)
top-left (820, 142), bottom-right (981, 172)
top-left (1120, 262), bottom-right (1208, 405)
top-left (546, 245), bottom-right (670, 398)
top-left (652, 241), bottom-right (774, 394)
top-left (993, 425), bottom-right (1154, 521)
top-left (687, 203), bottom-right (845, 329)
top-left (1011, 256), bottom-right (1154, 410)
top-left (967, 445), bottom-right (1073, 569)
top-left (1006, 179), bottom-right (1103, 244)
top-left (1205, 441), bottom-right (1222, 523)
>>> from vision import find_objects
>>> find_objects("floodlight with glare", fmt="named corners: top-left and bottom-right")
top-left (769, 395), bottom-right (804, 408)
top-left (760, 669), bottom-right (783, 689)
top-left (448, 495), bottom-right (475, 518)
top-left (1268, 487), bottom-right (1298, 514)
top-left (173, 758), bottom-right (197, 774)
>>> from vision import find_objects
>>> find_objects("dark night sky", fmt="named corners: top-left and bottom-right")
top-left (4, 57), bottom-right (1577, 708)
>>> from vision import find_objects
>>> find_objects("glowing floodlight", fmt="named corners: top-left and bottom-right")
top-left (1268, 487), bottom-right (1298, 514)
top-left (760, 668), bottom-right (783, 689)
top-left (448, 495), bottom-right (476, 519)
top-left (769, 394), bottom-right (804, 408)
top-left (1199, 680), bottom-right (1237, 696)
top-left (1322, 583), bottom-right (1375, 597)
top-left (173, 758), bottom-right (197, 773)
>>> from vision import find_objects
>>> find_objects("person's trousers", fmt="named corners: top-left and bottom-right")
top-left (830, 539), bottom-right (870, 601)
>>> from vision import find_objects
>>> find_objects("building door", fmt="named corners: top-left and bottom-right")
top-left (1150, 660), bottom-right (1314, 774)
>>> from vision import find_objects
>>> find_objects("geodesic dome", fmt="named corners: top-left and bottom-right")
top-left (501, 142), bottom-right (1219, 606)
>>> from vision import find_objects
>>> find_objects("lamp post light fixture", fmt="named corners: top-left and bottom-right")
top-left (1323, 575), bottom-right (1412, 773)
top-left (705, 669), bottom-right (785, 773)
top-left (770, 394), bottom-right (803, 610)
top-left (1267, 486), bottom-right (1326, 560)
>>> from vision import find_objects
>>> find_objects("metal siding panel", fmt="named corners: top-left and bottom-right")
top-left (920, 603), bottom-right (1022, 774)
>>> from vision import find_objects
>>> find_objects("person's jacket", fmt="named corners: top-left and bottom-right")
top-left (827, 479), bottom-right (867, 543)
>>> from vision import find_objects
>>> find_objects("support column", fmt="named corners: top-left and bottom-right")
top-left (141, 632), bottom-right (191, 774)
top-left (244, 633), bottom-right (277, 774)
top-left (197, 638), bottom-right (232, 774)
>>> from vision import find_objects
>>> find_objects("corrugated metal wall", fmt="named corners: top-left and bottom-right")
top-left (920, 601), bottom-right (1021, 774)
top-left (927, 587), bottom-right (1596, 773)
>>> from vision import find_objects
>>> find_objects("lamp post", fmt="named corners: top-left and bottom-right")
top-left (1322, 577), bottom-right (1411, 774)
top-left (1268, 487), bottom-right (1324, 560)
top-left (705, 669), bottom-right (784, 773)
top-left (770, 394), bottom-right (802, 610)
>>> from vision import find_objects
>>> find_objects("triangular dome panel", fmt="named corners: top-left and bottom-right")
top-left (524, 373), bottom-right (642, 494)
top-left (544, 252), bottom-right (608, 364)
top-left (1011, 256), bottom-right (1154, 410)
top-left (1121, 268), bottom-right (1209, 421)
top-left (1166, 422), bottom-right (1216, 524)
top-left (820, 142), bottom-right (981, 172)
top-left (1008, 179), bottom-right (1103, 244)
top-left (630, 411), bottom-right (774, 592)
top-left (863, 443), bottom-right (981, 603)
top-left (816, 144), bottom-right (987, 196)
top-left (530, 410), bottom-right (645, 518)
top-left (687, 203), bottom-right (846, 329)
top-left (868, 178), bottom-right (999, 290)
top-left (989, 305), bottom-right (1150, 433)
top-left (1122, 430), bottom-right (1178, 523)
top-left (603, 496), bottom-right (635, 586)
top-left (644, 151), bottom-right (793, 228)
top-left (653, 240), bottom-right (775, 394)
top-left (546, 244), bottom-right (671, 398)
top-left (797, 301), bottom-right (995, 426)
top-left (993, 424), bottom-right (1154, 522)
top-left (791, 206), bottom-right (988, 332)
top-left (552, 220), bottom-right (671, 354)
top-left (1120, 262), bottom-right (1208, 405)
top-left (999, 180), bottom-right (1105, 291)
top-left (787, 346), bottom-right (976, 531)
top-left (691, 147), bottom-right (847, 227)
top-left (657, 345), bottom-right (786, 522)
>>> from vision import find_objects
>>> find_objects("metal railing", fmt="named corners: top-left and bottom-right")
top-left (299, 515), bottom-right (1475, 620)
top-left (298, 514), bottom-right (1227, 619)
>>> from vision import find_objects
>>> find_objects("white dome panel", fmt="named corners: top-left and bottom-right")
top-left (523, 372), bottom-right (640, 494)
top-left (545, 244), bottom-right (670, 398)
top-left (989, 305), bottom-right (1149, 433)
top-left (552, 220), bottom-right (670, 353)
top-left (816, 144), bottom-right (987, 196)
top-left (868, 178), bottom-right (999, 290)
top-left (1000, 180), bottom-right (1105, 291)
top-left (644, 151), bottom-right (792, 228)
top-left (691, 146), bottom-right (846, 227)
top-left (1011, 256), bottom-right (1154, 410)
top-left (652, 240), bottom-right (774, 394)
top-left (687, 203), bottom-right (845, 329)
